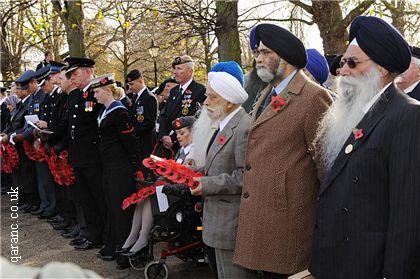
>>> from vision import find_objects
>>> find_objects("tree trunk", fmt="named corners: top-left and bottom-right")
top-left (200, 32), bottom-right (211, 73)
top-left (51, 0), bottom-right (85, 57)
top-left (215, 0), bottom-right (241, 65)
top-left (311, 1), bottom-right (347, 54)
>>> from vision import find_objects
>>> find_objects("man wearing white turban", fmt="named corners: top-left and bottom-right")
top-left (190, 61), bottom-right (254, 279)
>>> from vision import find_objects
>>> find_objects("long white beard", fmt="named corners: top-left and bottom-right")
top-left (190, 107), bottom-right (218, 167)
top-left (316, 65), bottom-right (383, 172)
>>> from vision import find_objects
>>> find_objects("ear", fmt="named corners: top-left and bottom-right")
top-left (376, 64), bottom-right (389, 78)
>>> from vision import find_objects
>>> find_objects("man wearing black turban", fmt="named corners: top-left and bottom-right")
top-left (310, 16), bottom-right (420, 278)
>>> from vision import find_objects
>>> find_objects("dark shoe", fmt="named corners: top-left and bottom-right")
top-left (39, 211), bottom-right (57, 219)
top-left (100, 254), bottom-right (115, 261)
top-left (61, 227), bottom-right (80, 239)
top-left (31, 208), bottom-right (44, 215)
top-left (52, 222), bottom-right (70, 231)
top-left (18, 204), bottom-right (31, 211)
top-left (23, 205), bottom-right (38, 213)
top-left (60, 225), bottom-right (76, 234)
top-left (47, 215), bottom-right (64, 223)
top-left (74, 240), bottom-right (101, 250)
top-left (69, 237), bottom-right (86, 246)
top-left (115, 246), bottom-right (132, 254)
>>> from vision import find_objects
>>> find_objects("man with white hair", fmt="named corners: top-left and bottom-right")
top-left (396, 46), bottom-right (420, 100)
top-left (310, 16), bottom-right (420, 278)
top-left (158, 55), bottom-right (205, 152)
top-left (190, 61), bottom-right (253, 279)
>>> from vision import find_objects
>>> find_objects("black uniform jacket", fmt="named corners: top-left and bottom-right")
top-left (158, 80), bottom-right (205, 142)
top-left (98, 101), bottom-right (140, 170)
top-left (310, 84), bottom-right (420, 279)
top-left (128, 87), bottom-right (157, 157)
top-left (51, 87), bottom-right (102, 167)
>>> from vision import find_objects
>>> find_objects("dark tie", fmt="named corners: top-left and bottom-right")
top-left (206, 128), bottom-right (220, 155)
top-left (176, 86), bottom-right (184, 102)
top-left (256, 87), bottom-right (276, 118)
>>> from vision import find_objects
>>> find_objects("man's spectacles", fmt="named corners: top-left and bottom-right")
top-left (339, 58), bottom-right (371, 69)
top-left (252, 49), bottom-right (273, 58)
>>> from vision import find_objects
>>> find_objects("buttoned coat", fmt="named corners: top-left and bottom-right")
top-left (200, 108), bottom-right (251, 250)
top-left (233, 71), bottom-right (332, 274)
top-left (309, 84), bottom-right (420, 279)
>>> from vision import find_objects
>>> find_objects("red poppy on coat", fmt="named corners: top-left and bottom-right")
top-left (271, 95), bottom-right (286, 112)
top-left (82, 91), bottom-right (88, 98)
top-left (353, 128), bottom-right (364, 140)
top-left (100, 78), bottom-right (108, 84)
top-left (218, 135), bottom-right (227, 145)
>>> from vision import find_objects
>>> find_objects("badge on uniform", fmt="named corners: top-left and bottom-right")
top-left (34, 102), bottom-right (40, 112)
top-left (181, 95), bottom-right (192, 116)
top-left (136, 106), bottom-right (144, 122)
top-left (85, 101), bottom-right (93, 112)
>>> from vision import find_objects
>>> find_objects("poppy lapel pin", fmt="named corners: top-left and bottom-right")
top-left (271, 95), bottom-right (286, 112)
top-left (218, 135), bottom-right (227, 145)
top-left (352, 128), bottom-right (364, 140)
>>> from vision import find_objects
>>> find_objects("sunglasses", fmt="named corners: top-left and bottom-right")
top-left (339, 58), bottom-right (370, 69)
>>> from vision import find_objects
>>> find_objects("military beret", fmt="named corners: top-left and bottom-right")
top-left (126, 69), bottom-right (142, 83)
top-left (254, 23), bottom-right (307, 69)
top-left (156, 77), bottom-right (177, 95)
top-left (64, 56), bottom-right (95, 74)
top-left (16, 70), bottom-right (36, 90)
top-left (87, 73), bottom-right (115, 89)
top-left (172, 55), bottom-right (194, 69)
top-left (411, 46), bottom-right (420, 60)
top-left (172, 116), bottom-right (196, 130)
top-left (349, 16), bottom-right (411, 74)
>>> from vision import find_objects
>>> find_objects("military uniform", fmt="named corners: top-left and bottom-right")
top-left (158, 80), bottom-right (205, 151)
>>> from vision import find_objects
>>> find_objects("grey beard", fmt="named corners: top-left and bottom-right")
top-left (315, 65), bottom-right (383, 172)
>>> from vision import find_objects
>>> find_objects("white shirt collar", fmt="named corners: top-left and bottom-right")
top-left (362, 82), bottom-right (392, 114)
top-left (219, 106), bottom-right (242, 131)
top-left (274, 70), bottom-right (297, 95)
top-left (135, 87), bottom-right (147, 102)
top-left (404, 80), bottom-right (420, 94)
top-left (82, 83), bottom-right (90, 92)
top-left (21, 95), bottom-right (30, 103)
top-left (180, 78), bottom-right (193, 92)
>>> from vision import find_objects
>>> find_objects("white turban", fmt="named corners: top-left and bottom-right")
top-left (207, 71), bottom-right (248, 104)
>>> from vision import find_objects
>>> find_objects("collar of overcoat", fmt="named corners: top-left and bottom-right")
top-left (319, 83), bottom-right (397, 196)
top-left (205, 107), bottom-right (246, 172)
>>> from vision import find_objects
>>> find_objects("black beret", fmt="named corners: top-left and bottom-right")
top-left (254, 23), bottom-right (307, 69)
top-left (126, 69), bottom-right (142, 82)
top-left (64, 56), bottom-right (95, 74)
top-left (411, 46), bottom-right (420, 60)
top-left (156, 77), bottom-right (177, 95)
top-left (349, 16), bottom-right (411, 74)
top-left (172, 116), bottom-right (195, 130)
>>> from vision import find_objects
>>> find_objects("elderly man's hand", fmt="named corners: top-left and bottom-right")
top-left (190, 177), bottom-right (203, 196)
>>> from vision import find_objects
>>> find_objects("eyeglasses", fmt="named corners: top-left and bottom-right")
top-left (252, 49), bottom-right (273, 58)
top-left (339, 58), bottom-right (371, 69)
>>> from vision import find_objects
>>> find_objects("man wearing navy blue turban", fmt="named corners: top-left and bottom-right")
top-left (310, 16), bottom-right (420, 279)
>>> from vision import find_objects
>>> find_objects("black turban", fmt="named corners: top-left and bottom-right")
top-left (349, 16), bottom-right (411, 74)
top-left (254, 23), bottom-right (307, 69)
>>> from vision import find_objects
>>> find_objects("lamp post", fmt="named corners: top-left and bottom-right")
top-left (148, 39), bottom-right (159, 88)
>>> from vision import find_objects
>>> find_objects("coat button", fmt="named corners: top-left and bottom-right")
top-left (73, 115), bottom-right (76, 118)
top-left (242, 192), bottom-right (249, 199)
top-left (246, 164), bottom-right (251, 171)
top-left (75, 104), bottom-right (78, 108)
top-left (71, 125), bottom-right (75, 128)
top-left (352, 176), bottom-right (359, 183)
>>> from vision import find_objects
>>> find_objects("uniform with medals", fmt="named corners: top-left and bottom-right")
top-left (158, 57), bottom-right (206, 152)
top-left (126, 70), bottom-right (158, 176)
top-left (50, 57), bottom-right (106, 249)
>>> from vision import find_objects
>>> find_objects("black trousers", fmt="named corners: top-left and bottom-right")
top-left (73, 166), bottom-right (106, 243)
top-left (102, 165), bottom-right (136, 252)
top-left (15, 146), bottom-right (38, 206)
top-left (55, 183), bottom-right (77, 223)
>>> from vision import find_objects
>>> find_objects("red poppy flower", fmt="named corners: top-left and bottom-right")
top-left (82, 91), bottom-right (88, 98)
top-left (271, 95), bottom-right (286, 112)
top-left (218, 135), bottom-right (227, 145)
top-left (100, 78), bottom-right (108, 85)
top-left (353, 128), bottom-right (364, 140)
